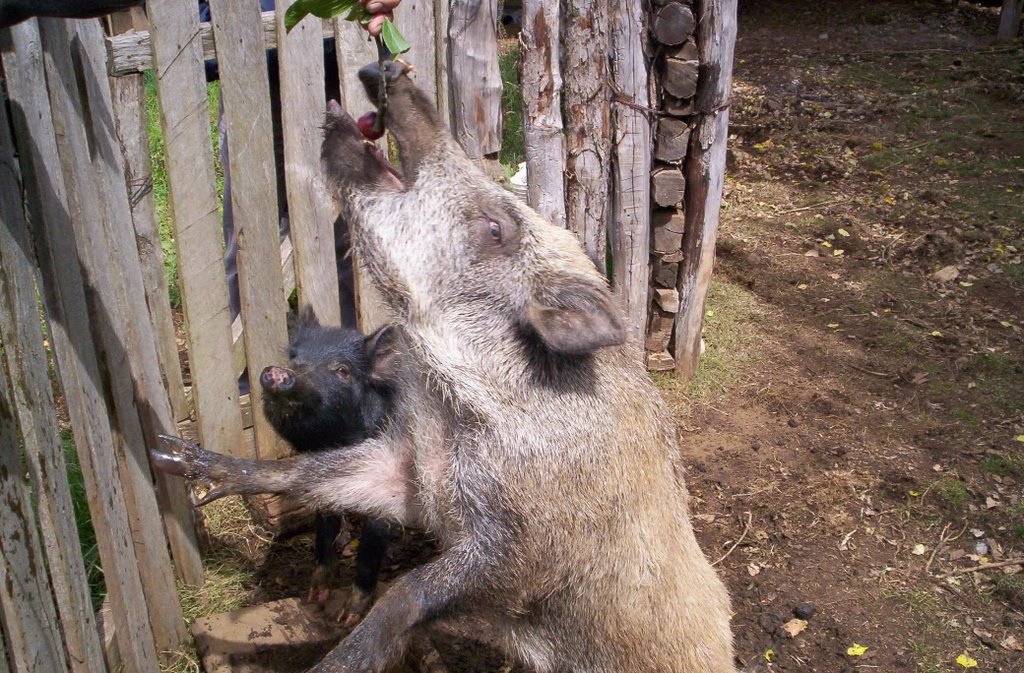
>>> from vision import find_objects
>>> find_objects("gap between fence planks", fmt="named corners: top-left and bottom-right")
top-left (1, 18), bottom-right (164, 672)
top-left (277, 5), bottom-right (341, 329)
top-left (448, 0), bottom-right (502, 159)
top-left (0, 96), bottom-right (109, 673)
top-left (520, 0), bottom-right (566, 228)
top-left (147, 0), bottom-right (247, 459)
top-left (106, 11), bottom-right (332, 76)
top-left (562, 0), bottom-right (612, 273)
top-left (609, 0), bottom-right (652, 346)
top-left (673, 0), bottom-right (737, 379)
top-left (211, 0), bottom-right (290, 461)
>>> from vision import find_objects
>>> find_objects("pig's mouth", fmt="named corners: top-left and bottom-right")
top-left (325, 99), bottom-right (405, 190)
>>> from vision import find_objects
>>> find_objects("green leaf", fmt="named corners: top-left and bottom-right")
top-left (380, 18), bottom-right (411, 54)
top-left (284, 0), bottom-right (359, 32)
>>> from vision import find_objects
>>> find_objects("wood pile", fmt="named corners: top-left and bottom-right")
top-left (645, 0), bottom-right (698, 372)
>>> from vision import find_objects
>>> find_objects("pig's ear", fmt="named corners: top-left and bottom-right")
top-left (365, 324), bottom-right (402, 383)
top-left (298, 305), bottom-right (320, 329)
top-left (525, 277), bottom-right (626, 356)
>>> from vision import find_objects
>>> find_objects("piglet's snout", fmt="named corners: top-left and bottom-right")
top-left (260, 366), bottom-right (295, 393)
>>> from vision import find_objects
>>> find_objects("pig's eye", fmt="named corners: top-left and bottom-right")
top-left (330, 362), bottom-right (351, 380)
top-left (488, 220), bottom-right (502, 243)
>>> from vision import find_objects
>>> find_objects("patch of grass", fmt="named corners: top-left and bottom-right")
top-left (497, 42), bottom-right (524, 177)
top-left (62, 428), bottom-right (105, 610)
top-left (980, 455), bottom-right (1023, 478)
top-left (653, 281), bottom-right (767, 403)
top-left (878, 329), bottom-right (918, 355)
top-left (932, 477), bottom-right (969, 508)
top-left (950, 408), bottom-right (981, 430)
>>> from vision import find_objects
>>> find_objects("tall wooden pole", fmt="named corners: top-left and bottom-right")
top-left (673, 0), bottom-right (737, 379)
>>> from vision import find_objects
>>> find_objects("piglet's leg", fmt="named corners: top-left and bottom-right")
top-left (151, 435), bottom-right (418, 525)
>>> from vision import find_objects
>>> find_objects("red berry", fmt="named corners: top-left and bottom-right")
top-left (357, 111), bottom-right (384, 140)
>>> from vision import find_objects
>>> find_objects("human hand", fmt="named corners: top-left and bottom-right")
top-left (359, 0), bottom-right (401, 37)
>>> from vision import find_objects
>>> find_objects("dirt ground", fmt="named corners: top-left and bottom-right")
top-left (186, 2), bottom-right (1023, 672)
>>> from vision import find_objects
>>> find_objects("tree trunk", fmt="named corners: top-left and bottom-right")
top-left (609, 0), bottom-right (652, 345)
top-left (562, 0), bottom-right (611, 273)
top-left (673, 0), bottom-right (737, 379)
top-left (520, 0), bottom-right (566, 227)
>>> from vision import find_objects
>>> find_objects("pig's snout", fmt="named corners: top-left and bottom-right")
top-left (358, 60), bottom-right (408, 104)
top-left (260, 366), bottom-right (295, 393)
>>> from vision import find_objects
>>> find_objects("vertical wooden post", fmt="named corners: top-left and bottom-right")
top-left (211, 0), bottom-right (290, 461)
top-left (608, 0), bottom-right (652, 346)
top-left (107, 65), bottom-right (190, 425)
top-left (998, 0), bottom-right (1023, 42)
top-left (148, 0), bottom-right (247, 459)
top-left (277, 9), bottom-right (343, 328)
top-left (562, 0), bottom-right (612, 273)
top-left (0, 89), bottom-right (109, 673)
top-left (434, 0), bottom-right (452, 123)
top-left (673, 0), bottom-right (737, 379)
top-left (448, 0), bottom-right (503, 163)
top-left (394, 0), bottom-right (439, 103)
top-left (520, 0), bottom-right (566, 227)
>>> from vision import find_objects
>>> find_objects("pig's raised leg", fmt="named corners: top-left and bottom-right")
top-left (311, 543), bottom-right (506, 673)
top-left (150, 435), bottom-right (418, 525)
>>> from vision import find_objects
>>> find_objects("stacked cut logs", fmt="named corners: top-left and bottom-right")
top-left (645, 0), bottom-right (697, 371)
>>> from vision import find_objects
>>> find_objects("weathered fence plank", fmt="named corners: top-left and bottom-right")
top-left (64, 15), bottom-right (202, 589)
top-left (395, 0), bottom-right (439, 103)
top-left (434, 0), bottom-right (451, 121)
top-left (148, 0), bottom-right (247, 458)
top-left (0, 92), bottom-right (109, 673)
top-left (448, 0), bottom-right (502, 159)
top-left (109, 71), bottom-right (190, 425)
top-left (998, 0), bottom-right (1023, 42)
top-left (0, 370), bottom-right (68, 673)
top-left (212, 0), bottom-right (290, 461)
top-left (106, 11), bottom-right (334, 76)
top-left (609, 0), bottom-right (652, 345)
top-left (0, 630), bottom-right (9, 673)
top-left (0, 20), bottom-right (162, 673)
top-left (562, 0), bottom-right (612, 272)
top-left (674, 0), bottom-right (737, 378)
top-left (333, 20), bottom-right (391, 333)
top-left (277, 6), bottom-right (342, 328)
top-left (37, 15), bottom-right (190, 647)
top-left (520, 0), bottom-right (566, 227)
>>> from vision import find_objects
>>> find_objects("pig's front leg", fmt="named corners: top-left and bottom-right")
top-left (150, 435), bottom-right (419, 525)
top-left (312, 542), bottom-right (505, 673)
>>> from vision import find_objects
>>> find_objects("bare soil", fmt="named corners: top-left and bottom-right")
top-left (189, 2), bottom-right (1023, 672)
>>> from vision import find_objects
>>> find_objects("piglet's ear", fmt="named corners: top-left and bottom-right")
top-left (525, 276), bottom-right (626, 356)
top-left (298, 305), bottom-right (320, 328)
top-left (365, 324), bottom-right (403, 383)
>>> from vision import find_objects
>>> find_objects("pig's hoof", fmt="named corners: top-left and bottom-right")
top-left (151, 435), bottom-right (235, 506)
top-left (336, 586), bottom-right (373, 628)
top-left (307, 565), bottom-right (333, 607)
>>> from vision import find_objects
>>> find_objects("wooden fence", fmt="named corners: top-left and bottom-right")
top-left (0, 1), bottom-right (734, 671)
